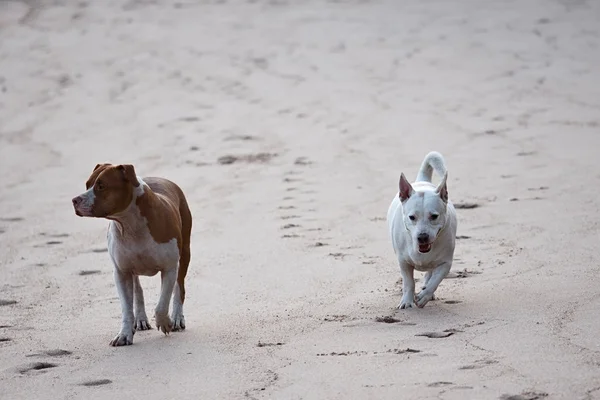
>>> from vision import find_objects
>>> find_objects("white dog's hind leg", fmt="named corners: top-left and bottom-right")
top-left (170, 278), bottom-right (186, 331)
top-left (133, 276), bottom-right (152, 331)
top-left (398, 262), bottom-right (416, 309)
top-left (416, 262), bottom-right (451, 308)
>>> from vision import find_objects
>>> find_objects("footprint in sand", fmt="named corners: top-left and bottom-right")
top-left (459, 359), bottom-right (499, 370)
top-left (278, 156), bottom-right (323, 243)
top-left (217, 152), bottom-right (277, 165)
top-left (416, 331), bottom-right (455, 339)
top-left (79, 270), bottom-right (102, 276)
top-left (278, 156), bottom-right (362, 261)
top-left (80, 379), bottom-right (112, 387)
top-left (454, 202), bottom-right (480, 210)
top-left (280, 215), bottom-right (301, 220)
top-left (0, 217), bottom-right (24, 222)
top-left (18, 362), bottom-right (57, 374)
top-left (355, 251), bottom-right (382, 265)
top-left (499, 391), bottom-right (548, 400)
top-left (428, 381), bottom-right (454, 387)
top-left (40, 233), bottom-right (69, 238)
top-left (27, 349), bottom-right (72, 357)
top-left (282, 223), bottom-right (300, 229)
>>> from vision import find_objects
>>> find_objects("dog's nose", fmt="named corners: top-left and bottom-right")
top-left (72, 196), bottom-right (82, 207)
top-left (417, 233), bottom-right (429, 244)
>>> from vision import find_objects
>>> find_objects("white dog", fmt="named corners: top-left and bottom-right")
top-left (387, 151), bottom-right (457, 309)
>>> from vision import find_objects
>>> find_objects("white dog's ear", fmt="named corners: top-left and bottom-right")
top-left (399, 173), bottom-right (414, 202)
top-left (436, 172), bottom-right (449, 203)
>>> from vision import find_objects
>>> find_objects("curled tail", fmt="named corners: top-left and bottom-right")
top-left (416, 151), bottom-right (447, 183)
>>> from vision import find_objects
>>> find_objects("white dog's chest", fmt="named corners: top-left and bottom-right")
top-left (411, 257), bottom-right (438, 272)
top-left (108, 223), bottom-right (179, 276)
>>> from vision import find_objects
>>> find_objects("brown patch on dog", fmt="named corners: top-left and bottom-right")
top-left (135, 179), bottom-right (183, 247)
top-left (137, 177), bottom-right (192, 304)
top-left (85, 163), bottom-right (110, 189)
top-left (82, 164), bottom-right (138, 217)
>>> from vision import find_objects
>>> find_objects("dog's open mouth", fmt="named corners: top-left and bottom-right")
top-left (418, 243), bottom-right (432, 253)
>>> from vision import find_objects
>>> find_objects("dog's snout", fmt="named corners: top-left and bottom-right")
top-left (72, 196), bottom-right (82, 207)
top-left (417, 233), bottom-right (429, 244)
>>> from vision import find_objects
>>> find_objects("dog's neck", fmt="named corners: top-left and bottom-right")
top-left (108, 179), bottom-right (148, 237)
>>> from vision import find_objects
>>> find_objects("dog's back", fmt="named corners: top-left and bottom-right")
top-left (143, 177), bottom-right (192, 307)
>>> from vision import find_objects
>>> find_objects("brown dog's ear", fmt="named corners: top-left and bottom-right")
top-left (117, 164), bottom-right (140, 187)
top-left (93, 163), bottom-right (108, 172)
top-left (86, 163), bottom-right (111, 189)
top-left (399, 173), bottom-right (414, 202)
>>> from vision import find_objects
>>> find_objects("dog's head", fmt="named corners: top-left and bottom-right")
top-left (399, 172), bottom-right (449, 254)
top-left (72, 163), bottom-right (140, 218)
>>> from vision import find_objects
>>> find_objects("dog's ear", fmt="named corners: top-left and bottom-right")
top-left (399, 173), bottom-right (414, 202)
top-left (93, 163), bottom-right (110, 172)
top-left (436, 172), bottom-right (448, 203)
top-left (86, 163), bottom-right (111, 189)
top-left (117, 164), bottom-right (140, 187)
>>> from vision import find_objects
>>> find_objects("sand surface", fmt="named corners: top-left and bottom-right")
top-left (2, 0), bottom-right (600, 399)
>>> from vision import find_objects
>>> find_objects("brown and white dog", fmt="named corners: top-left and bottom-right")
top-left (72, 163), bottom-right (192, 346)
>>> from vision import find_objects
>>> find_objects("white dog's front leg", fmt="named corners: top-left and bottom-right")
top-left (110, 268), bottom-right (135, 346)
top-left (398, 262), bottom-right (416, 309)
top-left (416, 262), bottom-right (451, 308)
top-left (133, 276), bottom-right (152, 331)
top-left (155, 267), bottom-right (177, 335)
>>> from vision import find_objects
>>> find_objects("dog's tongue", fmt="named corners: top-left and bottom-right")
top-left (419, 244), bottom-right (432, 253)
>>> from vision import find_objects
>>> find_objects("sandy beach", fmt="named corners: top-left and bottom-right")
top-left (1, 0), bottom-right (600, 399)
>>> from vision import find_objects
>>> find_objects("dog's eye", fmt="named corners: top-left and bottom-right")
top-left (430, 214), bottom-right (439, 221)
top-left (95, 182), bottom-right (104, 191)
top-left (408, 215), bottom-right (416, 221)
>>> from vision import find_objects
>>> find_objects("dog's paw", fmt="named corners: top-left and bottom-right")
top-left (109, 330), bottom-right (134, 347)
top-left (134, 316), bottom-right (152, 331)
top-left (171, 312), bottom-right (186, 332)
top-left (155, 312), bottom-right (173, 335)
top-left (416, 291), bottom-right (435, 308)
top-left (398, 294), bottom-right (416, 310)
